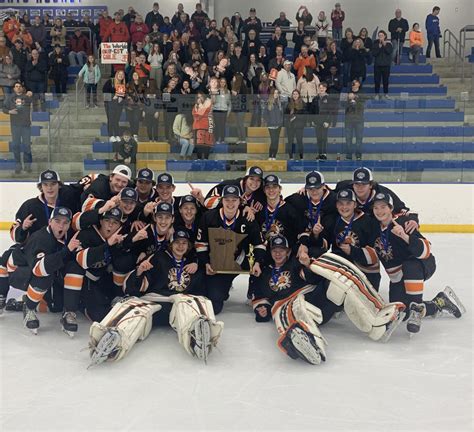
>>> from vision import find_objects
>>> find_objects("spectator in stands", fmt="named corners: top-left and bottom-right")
top-left (315, 11), bottom-right (330, 49)
top-left (275, 60), bottom-right (296, 102)
top-left (50, 17), bottom-right (67, 48)
top-left (257, 45), bottom-right (269, 71)
top-left (311, 82), bottom-right (331, 160)
top-left (268, 45), bottom-right (285, 71)
top-left (293, 21), bottom-right (307, 57)
top-left (98, 10), bottom-right (113, 44)
top-left (294, 45), bottom-right (317, 80)
top-left (3, 12), bottom-right (20, 44)
top-left (266, 26), bottom-right (287, 59)
top-left (25, 48), bottom-right (47, 111)
top-left (230, 43), bottom-right (248, 78)
top-left (20, 13), bottom-right (31, 28)
top-left (125, 51), bottom-right (138, 81)
top-left (191, 3), bottom-right (209, 31)
top-left (49, 45), bottom-right (70, 95)
top-left (205, 20), bottom-right (223, 64)
top-left (0, 37), bottom-right (11, 63)
top-left (188, 20), bottom-right (201, 42)
top-left (175, 13), bottom-right (190, 35)
top-left (103, 69), bottom-right (127, 142)
top-left (317, 51), bottom-right (330, 80)
top-left (145, 2), bottom-right (165, 29)
top-left (123, 7), bottom-right (137, 29)
top-left (149, 22), bottom-right (164, 45)
top-left (142, 92), bottom-right (159, 141)
top-left (172, 3), bottom-right (189, 27)
top-left (114, 128), bottom-right (137, 171)
top-left (173, 111), bottom-right (194, 159)
top-left (285, 89), bottom-right (306, 160)
top-left (130, 15), bottom-right (149, 46)
top-left (42, 13), bottom-right (52, 27)
top-left (349, 38), bottom-right (369, 84)
top-left (273, 12), bottom-right (291, 28)
top-left (372, 30), bottom-right (393, 99)
top-left (409, 23), bottom-right (424, 65)
top-left (247, 53), bottom-right (265, 92)
top-left (252, 71), bottom-right (270, 127)
top-left (80, 15), bottom-right (96, 36)
top-left (230, 13), bottom-right (244, 40)
top-left (344, 79), bottom-right (365, 160)
top-left (11, 39), bottom-right (27, 82)
top-left (297, 66), bottom-right (320, 105)
top-left (16, 23), bottom-right (33, 50)
top-left (2, 82), bottom-right (33, 174)
top-left (192, 91), bottom-right (214, 159)
top-left (264, 87), bottom-right (284, 160)
top-left (30, 16), bottom-right (47, 49)
top-left (243, 29), bottom-right (262, 58)
top-left (340, 28), bottom-right (355, 87)
top-left (161, 16), bottom-right (173, 35)
top-left (326, 40), bottom-right (343, 70)
top-left (126, 71), bottom-right (146, 139)
top-left (220, 17), bottom-right (232, 35)
top-left (64, 13), bottom-right (78, 28)
top-left (68, 28), bottom-right (90, 67)
top-left (295, 6), bottom-right (313, 27)
top-left (388, 9), bottom-right (409, 64)
top-left (148, 43), bottom-right (164, 91)
top-left (327, 65), bottom-right (342, 126)
top-left (331, 3), bottom-right (345, 43)
top-left (134, 40), bottom-right (147, 57)
top-left (425, 6), bottom-right (441, 58)
top-left (358, 28), bottom-right (373, 65)
top-left (244, 8), bottom-right (262, 36)
top-left (223, 24), bottom-right (238, 49)
top-left (104, 12), bottom-right (130, 44)
top-left (134, 53), bottom-right (151, 82)
top-left (231, 73), bottom-right (248, 145)
top-left (78, 55), bottom-right (101, 108)
top-left (0, 54), bottom-right (20, 94)
top-left (211, 77), bottom-right (231, 144)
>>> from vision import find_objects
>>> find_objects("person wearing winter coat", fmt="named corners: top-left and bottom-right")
top-left (371, 30), bottom-right (393, 98)
top-left (0, 54), bottom-right (21, 94)
top-left (264, 88), bottom-right (284, 160)
top-left (49, 45), bottom-right (70, 95)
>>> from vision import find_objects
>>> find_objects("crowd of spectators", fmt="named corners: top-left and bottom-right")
top-left (0, 3), bottom-right (443, 165)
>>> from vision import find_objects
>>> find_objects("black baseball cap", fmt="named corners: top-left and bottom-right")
top-left (222, 185), bottom-right (241, 198)
top-left (352, 167), bottom-right (373, 184)
top-left (305, 171), bottom-right (325, 189)
top-left (50, 206), bottom-right (72, 221)
top-left (136, 168), bottom-right (154, 183)
top-left (336, 189), bottom-right (356, 202)
top-left (170, 229), bottom-right (190, 243)
top-left (179, 195), bottom-right (198, 208)
top-left (154, 201), bottom-right (174, 215)
top-left (373, 192), bottom-right (394, 208)
top-left (157, 172), bottom-right (174, 185)
top-left (270, 235), bottom-right (289, 249)
top-left (39, 169), bottom-right (60, 183)
top-left (264, 174), bottom-right (281, 187)
top-left (102, 207), bottom-right (123, 222)
top-left (120, 187), bottom-right (138, 202)
top-left (245, 166), bottom-right (263, 179)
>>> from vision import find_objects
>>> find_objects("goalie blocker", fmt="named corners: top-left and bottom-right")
top-left (88, 293), bottom-right (224, 367)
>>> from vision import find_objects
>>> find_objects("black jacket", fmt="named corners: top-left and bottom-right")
top-left (372, 41), bottom-right (393, 67)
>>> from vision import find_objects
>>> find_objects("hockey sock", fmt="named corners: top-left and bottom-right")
top-left (0, 265), bottom-right (9, 296)
top-left (423, 300), bottom-right (439, 317)
top-left (25, 285), bottom-right (46, 311)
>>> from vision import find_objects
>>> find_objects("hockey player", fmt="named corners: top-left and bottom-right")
top-left (80, 164), bottom-right (132, 210)
top-left (370, 192), bottom-right (465, 333)
top-left (313, 189), bottom-right (381, 289)
top-left (203, 166), bottom-right (266, 214)
top-left (7, 207), bottom-right (81, 333)
top-left (252, 235), bottom-right (332, 365)
top-left (174, 194), bottom-right (205, 243)
top-left (196, 185), bottom-right (266, 314)
top-left (62, 208), bottom-right (126, 335)
top-left (135, 167), bottom-right (158, 204)
top-left (88, 230), bottom-right (223, 366)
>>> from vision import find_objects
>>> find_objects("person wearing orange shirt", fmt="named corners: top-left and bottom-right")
top-left (293, 45), bottom-right (317, 80)
top-left (409, 23), bottom-right (424, 65)
top-left (2, 14), bottom-right (20, 43)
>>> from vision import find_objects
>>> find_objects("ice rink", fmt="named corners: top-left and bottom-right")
top-left (0, 232), bottom-right (472, 432)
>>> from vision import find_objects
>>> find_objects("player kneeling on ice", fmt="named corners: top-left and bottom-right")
top-left (370, 192), bottom-right (465, 334)
top-left (88, 230), bottom-right (223, 367)
top-left (252, 235), bottom-right (332, 365)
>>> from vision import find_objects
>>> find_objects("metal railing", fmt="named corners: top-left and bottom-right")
top-left (443, 29), bottom-right (463, 63)
top-left (47, 94), bottom-right (70, 163)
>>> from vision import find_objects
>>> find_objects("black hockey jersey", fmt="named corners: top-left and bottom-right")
top-left (204, 178), bottom-right (266, 211)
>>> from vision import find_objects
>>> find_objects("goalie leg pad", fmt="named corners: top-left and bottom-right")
top-left (168, 294), bottom-right (224, 361)
top-left (89, 297), bottom-right (162, 364)
top-left (310, 253), bottom-right (406, 342)
top-left (272, 289), bottom-right (327, 365)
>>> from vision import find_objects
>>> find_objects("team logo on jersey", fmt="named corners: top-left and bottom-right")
top-left (374, 236), bottom-right (393, 261)
top-left (168, 268), bottom-right (191, 292)
top-left (336, 230), bottom-right (359, 247)
top-left (263, 220), bottom-right (284, 239)
top-left (269, 271), bottom-right (291, 292)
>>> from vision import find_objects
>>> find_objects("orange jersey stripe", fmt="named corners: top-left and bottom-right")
top-left (76, 249), bottom-right (88, 269)
top-left (0, 266), bottom-right (8, 277)
top-left (404, 280), bottom-right (424, 294)
top-left (32, 258), bottom-right (48, 277)
top-left (204, 195), bottom-right (220, 209)
top-left (26, 285), bottom-right (45, 303)
top-left (64, 274), bottom-right (84, 290)
top-left (113, 272), bottom-right (127, 286)
top-left (72, 212), bottom-right (82, 232)
top-left (363, 246), bottom-right (378, 265)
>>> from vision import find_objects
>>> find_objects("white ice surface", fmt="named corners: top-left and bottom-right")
top-left (0, 232), bottom-right (472, 432)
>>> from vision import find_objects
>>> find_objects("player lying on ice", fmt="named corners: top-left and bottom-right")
top-left (88, 230), bottom-right (223, 367)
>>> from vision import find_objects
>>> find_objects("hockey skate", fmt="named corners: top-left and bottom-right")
top-left (432, 286), bottom-right (466, 318)
top-left (23, 304), bottom-right (39, 335)
top-left (407, 303), bottom-right (426, 334)
top-left (5, 296), bottom-right (25, 312)
top-left (88, 329), bottom-right (121, 368)
top-left (61, 312), bottom-right (78, 338)
top-left (379, 309), bottom-right (406, 343)
top-left (0, 295), bottom-right (5, 315)
top-left (279, 323), bottom-right (326, 365)
top-left (190, 317), bottom-right (212, 363)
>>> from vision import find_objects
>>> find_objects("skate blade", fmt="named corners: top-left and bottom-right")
top-left (444, 286), bottom-right (466, 315)
top-left (193, 319), bottom-right (211, 364)
top-left (290, 327), bottom-right (322, 365)
top-left (28, 328), bottom-right (38, 335)
top-left (380, 311), bottom-right (406, 343)
top-left (62, 328), bottom-right (76, 338)
top-left (88, 330), bottom-right (120, 369)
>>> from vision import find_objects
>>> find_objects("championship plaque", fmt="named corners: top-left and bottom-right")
top-left (208, 227), bottom-right (248, 274)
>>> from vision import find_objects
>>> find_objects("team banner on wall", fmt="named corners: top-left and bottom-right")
top-left (100, 42), bottom-right (128, 64)
top-left (0, 4), bottom-right (106, 23)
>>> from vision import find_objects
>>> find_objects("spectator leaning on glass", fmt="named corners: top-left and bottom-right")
top-left (388, 9), bottom-right (409, 65)
top-left (2, 82), bottom-right (33, 174)
top-left (371, 30), bottom-right (393, 99)
top-left (425, 6), bottom-right (441, 58)
top-left (343, 79), bottom-right (365, 161)
top-left (331, 3), bottom-right (345, 43)
top-left (409, 23), bottom-right (424, 65)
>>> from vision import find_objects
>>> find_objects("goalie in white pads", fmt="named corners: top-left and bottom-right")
top-left (88, 230), bottom-right (223, 367)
